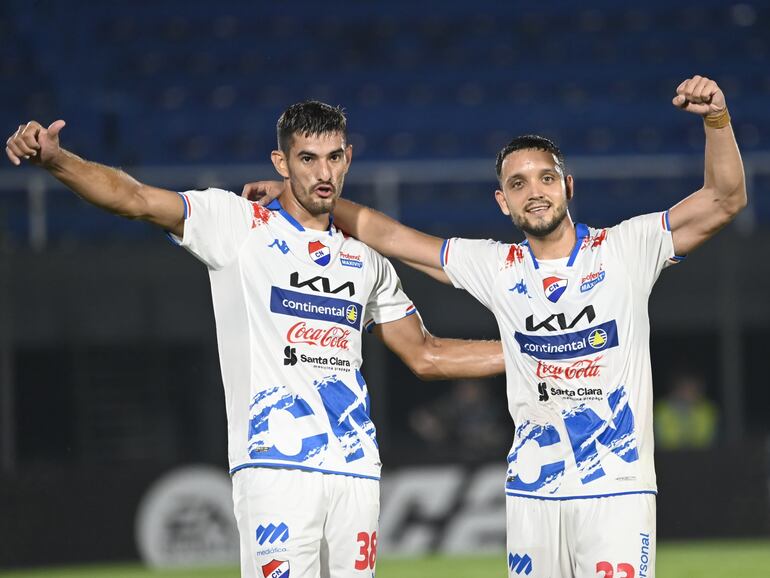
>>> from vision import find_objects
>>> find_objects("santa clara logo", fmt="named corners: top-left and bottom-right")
top-left (542, 276), bottom-right (568, 303)
top-left (308, 241), bottom-right (330, 266)
top-left (262, 559), bottom-right (290, 578)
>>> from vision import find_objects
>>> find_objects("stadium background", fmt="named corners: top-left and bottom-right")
top-left (1, 0), bottom-right (769, 575)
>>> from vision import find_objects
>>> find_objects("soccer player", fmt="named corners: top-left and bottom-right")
top-left (244, 76), bottom-right (746, 577)
top-left (5, 102), bottom-right (505, 578)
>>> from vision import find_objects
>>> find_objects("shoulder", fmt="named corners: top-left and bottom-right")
top-left (445, 237), bottom-right (518, 268)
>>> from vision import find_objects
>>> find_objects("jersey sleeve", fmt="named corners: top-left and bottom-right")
top-left (440, 237), bottom-right (502, 310)
top-left (363, 253), bottom-right (417, 333)
top-left (610, 211), bottom-right (681, 293)
top-left (169, 188), bottom-right (256, 270)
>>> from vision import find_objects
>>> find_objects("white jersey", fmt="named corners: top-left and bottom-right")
top-left (442, 212), bottom-right (680, 499)
top-left (172, 188), bottom-right (416, 481)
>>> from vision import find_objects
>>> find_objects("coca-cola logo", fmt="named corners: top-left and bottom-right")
top-left (536, 356), bottom-right (602, 380)
top-left (287, 322), bottom-right (351, 350)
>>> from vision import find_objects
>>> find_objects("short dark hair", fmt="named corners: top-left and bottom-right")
top-left (277, 100), bottom-right (347, 153)
top-left (495, 135), bottom-right (565, 181)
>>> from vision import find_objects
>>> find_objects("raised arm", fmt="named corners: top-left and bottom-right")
top-left (667, 76), bottom-right (747, 256)
top-left (6, 120), bottom-right (185, 236)
top-left (242, 180), bottom-right (451, 283)
top-left (372, 313), bottom-right (504, 380)
top-left (333, 199), bottom-right (450, 283)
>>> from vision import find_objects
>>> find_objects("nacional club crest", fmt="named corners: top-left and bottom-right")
top-left (308, 241), bottom-right (331, 266)
top-left (542, 276), bottom-right (568, 303)
top-left (262, 559), bottom-right (290, 578)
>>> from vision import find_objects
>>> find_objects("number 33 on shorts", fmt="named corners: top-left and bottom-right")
top-left (354, 531), bottom-right (377, 571)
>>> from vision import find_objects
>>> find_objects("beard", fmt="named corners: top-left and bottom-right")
top-left (511, 200), bottom-right (568, 238)
top-left (291, 179), bottom-right (341, 217)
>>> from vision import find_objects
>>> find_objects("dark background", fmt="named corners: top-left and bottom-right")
top-left (1, 0), bottom-right (769, 568)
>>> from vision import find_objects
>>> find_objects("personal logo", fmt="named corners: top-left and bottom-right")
top-left (262, 559), bottom-right (290, 578)
top-left (508, 552), bottom-right (533, 575)
top-left (580, 267), bottom-right (605, 293)
top-left (542, 276), bottom-right (568, 303)
top-left (256, 523), bottom-right (289, 546)
top-left (283, 346), bottom-right (297, 367)
top-left (308, 240), bottom-right (331, 266)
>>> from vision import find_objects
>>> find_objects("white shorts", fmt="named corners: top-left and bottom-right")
top-left (506, 493), bottom-right (656, 578)
top-left (232, 467), bottom-right (380, 578)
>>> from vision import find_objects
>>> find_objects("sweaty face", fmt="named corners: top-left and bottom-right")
top-left (497, 150), bottom-right (571, 238)
top-left (284, 132), bottom-right (351, 217)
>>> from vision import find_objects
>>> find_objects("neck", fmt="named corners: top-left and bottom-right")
top-left (281, 188), bottom-right (331, 231)
top-left (524, 216), bottom-right (577, 260)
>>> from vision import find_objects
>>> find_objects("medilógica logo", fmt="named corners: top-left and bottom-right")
top-left (514, 320), bottom-right (619, 360)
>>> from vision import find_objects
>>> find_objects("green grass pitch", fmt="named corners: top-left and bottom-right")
top-left (1, 540), bottom-right (768, 577)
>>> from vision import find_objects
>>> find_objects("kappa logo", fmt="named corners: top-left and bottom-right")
top-left (509, 552), bottom-right (533, 575)
top-left (543, 276), bottom-right (568, 303)
top-left (256, 523), bottom-right (289, 546)
top-left (509, 280), bottom-right (531, 298)
top-left (308, 241), bottom-right (331, 266)
top-left (269, 239), bottom-right (290, 254)
top-left (262, 559), bottom-right (290, 578)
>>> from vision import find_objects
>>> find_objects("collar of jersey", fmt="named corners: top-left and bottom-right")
top-left (521, 223), bottom-right (589, 269)
top-left (266, 199), bottom-right (335, 236)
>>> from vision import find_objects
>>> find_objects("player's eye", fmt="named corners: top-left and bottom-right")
top-left (301, 156), bottom-right (313, 163)
top-left (330, 153), bottom-right (341, 161)
top-left (543, 175), bottom-right (554, 183)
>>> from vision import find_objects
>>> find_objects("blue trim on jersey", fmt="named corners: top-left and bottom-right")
top-left (164, 231), bottom-right (182, 246)
top-left (670, 255), bottom-right (687, 262)
top-left (567, 223), bottom-right (589, 266)
top-left (364, 306), bottom-right (417, 333)
top-left (522, 223), bottom-right (589, 269)
top-left (440, 238), bottom-right (449, 267)
top-left (267, 198), bottom-right (334, 235)
top-left (163, 192), bottom-right (189, 245)
top-left (267, 198), bottom-right (305, 231)
top-left (664, 210), bottom-right (671, 232)
top-left (173, 192), bottom-right (190, 220)
top-left (505, 489), bottom-right (657, 501)
top-left (229, 461), bottom-right (381, 481)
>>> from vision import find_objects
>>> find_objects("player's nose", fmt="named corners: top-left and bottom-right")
top-left (317, 160), bottom-right (332, 180)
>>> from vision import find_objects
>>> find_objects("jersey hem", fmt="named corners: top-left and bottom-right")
top-left (229, 461), bottom-right (381, 481)
top-left (505, 489), bottom-right (657, 501)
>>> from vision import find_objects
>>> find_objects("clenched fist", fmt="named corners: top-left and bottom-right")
top-left (5, 120), bottom-right (66, 167)
top-left (672, 76), bottom-right (726, 117)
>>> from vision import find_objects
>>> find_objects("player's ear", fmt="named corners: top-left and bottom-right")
top-left (495, 188), bottom-right (511, 216)
top-left (565, 175), bottom-right (574, 201)
top-left (344, 144), bottom-right (353, 167)
top-left (271, 150), bottom-right (289, 178)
